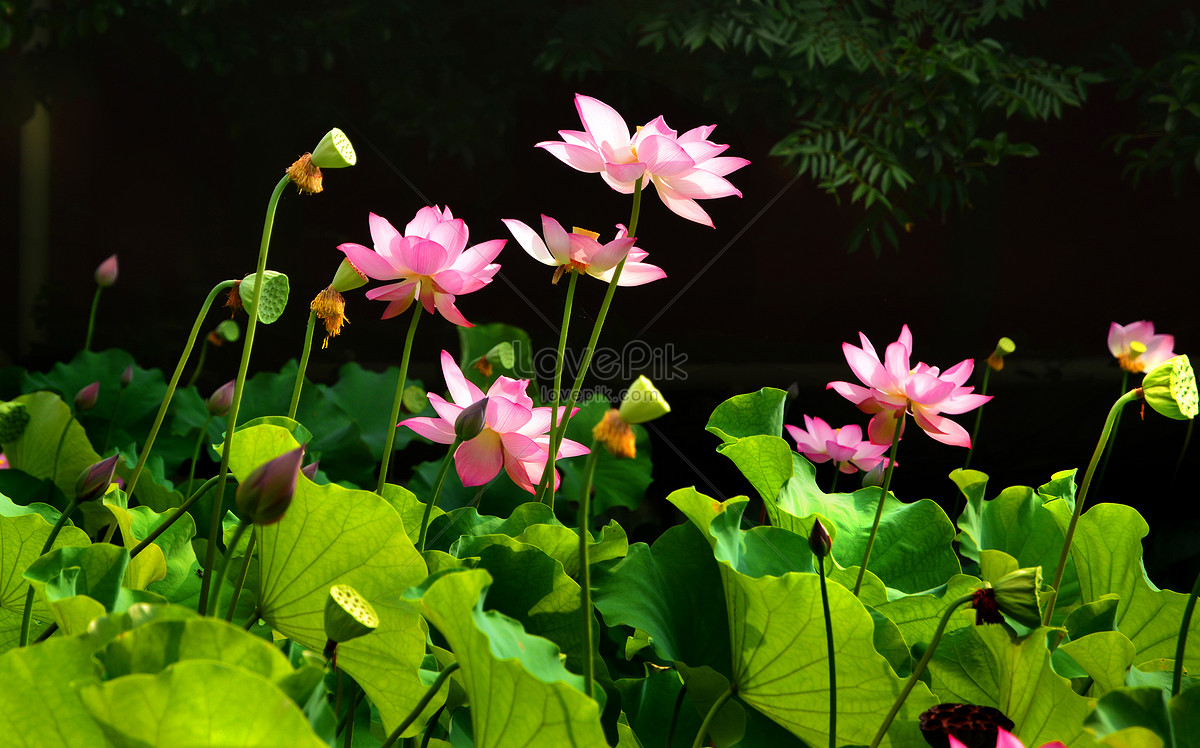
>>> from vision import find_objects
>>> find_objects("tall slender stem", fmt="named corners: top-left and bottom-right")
top-left (417, 437), bottom-right (462, 552)
top-left (854, 414), bottom-right (904, 596)
top-left (380, 662), bottom-right (461, 748)
top-left (185, 338), bottom-right (210, 388)
top-left (539, 271), bottom-right (579, 508)
top-left (198, 174), bottom-right (290, 615)
top-left (289, 310), bottom-right (318, 420)
top-left (225, 533), bottom-right (257, 622)
top-left (127, 279), bottom-right (236, 500)
top-left (536, 178), bottom-right (643, 504)
top-left (868, 594), bottom-right (975, 748)
top-left (207, 520), bottom-right (250, 616)
top-left (1043, 389), bottom-right (1141, 625)
top-left (578, 436), bottom-right (600, 699)
top-left (962, 365), bottom-right (992, 471)
top-left (19, 498), bottom-right (80, 646)
top-left (130, 476), bottom-right (218, 558)
top-left (84, 286), bottom-right (102, 351)
top-left (187, 414), bottom-right (214, 488)
top-left (692, 685), bottom-right (735, 748)
top-left (376, 306), bottom-right (423, 495)
top-left (1093, 370), bottom-right (1130, 494)
top-left (1173, 564), bottom-right (1200, 696)
top-left (818, 554), bottom-right (836, 748)
top-left (101, 388), bottom-right (124, 453)
top-left (829, 468), bottom-right (840, 495)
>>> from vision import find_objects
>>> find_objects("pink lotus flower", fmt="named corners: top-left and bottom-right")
top-left (1108, 320), bottom-right (1176, 374)
top-left (338, 207), bottom-right (505, 327)
top-left (401, 351), bottom-right (589, 493)
top-left (950, 730), bottom-right (1065, 748)
top-left (536, 94), bottom-right (749, 228)
top-left (501, 215), bottom-right (666, 286)
top-left (827, 325), bottom-right (991, 449)
top-left (785, 416), bottom-right (890, 474)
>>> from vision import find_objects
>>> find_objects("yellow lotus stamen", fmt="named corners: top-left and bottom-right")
top-left (593, 409), bottom-right (636, 459)
top-left (572, 227), bottom-right (601, 240)
top-left (286, 153), bottom-right (324, 195)
top-left (310, 285), bottom-right (348, 348)
top-left (1118, 341), bottom-right (1148, 373)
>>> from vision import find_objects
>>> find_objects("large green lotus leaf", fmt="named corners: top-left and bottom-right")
top-left (88, 490), bottom-right (168, 592)
top-left (511, 519), bottom-right (628, 578)
top-left (591, 521), bottom-right (732, 675)
top-left (677, 664), bottom-right (748, 747)
top-left (452, 533), bottom-right (599, 679)
top-left (704, 388), bottom-right (787, 445)
top-left (78, 660), bottom-right (326, 747)
top-left (95, 616), bottom-right (294, 681)
top-left (1046, 501), bottom-right (1200, 671)
top-left (716, 434), bottom-right (795, 508)
top-left (229, 423), bottom-right (432, 737)
top-left (0, 632), bottom-right (106, 745)
top-left (928, 624), bottom-right (1098, 747)
top-left (1085, 686), bottom-right (1200, 748)
top-left (773, 453), bottom-right (960, 593)
top-left (409, 568), bottom-right (609, 747)
top-left (382, 481), bottom-right (440, 546)
top-left (557, 398), bottom-right (653, 515)
top-left (669, 487), bottom-right (936, 748)
top-left (1058, 631), bottom-right (1137, 696)
top-left (415, 500), bottom-right (560, 554)
top-left (24, 543), bottom-right (163, 630)
top-left (617, 669), bottom-right (704, 748)
top-left (0, 510), bottom-right (91, 651)
top-left (873, 574), bottom-right (981, 658)
top-left (128, 505), bottom-right (197, 601)
top-left (3, 392), bottom-right (101, 497)
top-left (322, 360), bottom-right (428, 456)
top-left (950, 470), bottom-right (1079, 608)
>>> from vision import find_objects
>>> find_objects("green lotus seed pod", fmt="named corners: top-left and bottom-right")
top-left (0, 402), bottom-right (30, 444)
top-left (485, 342), bottom-right (515, 369)
top-left (310, 128), bottom-right (357, 169)
top-left (331, 258), bottom-right (367, 293)
top-left (402, 385), bottom-right (428, 414)
top-left (238, 270), bottom-right (290, 325)
top-left (991, 566), bottom-right (1044, 629)
top-left (618, 376), bottom-right (671, 425)
top-left (1143, 355), bottom-right (1198, 420)
top-left (216, 319), bottom-right (240, 343)
top-left (324, 584), bottom-right (378, 644)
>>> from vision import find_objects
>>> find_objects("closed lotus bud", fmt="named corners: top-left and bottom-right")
top-left (618, 376), bottom-right (671, 425)
top-left (991, 566), bottom-right (1044, 629)
top-left (454, 398), bottom-right (489, 441)
top-left (120, 365), bottom-right (134, 388)
top-left (1141, 355), bottom-right (1198, 420)
top-left (808, 519), bottom-right (832, 559)
top-left (310, 128), bottom-right (357, 169)
top-left (0, 402), bottom-right (30, 443)
top-left (74, 381), bottom-right (100, 412)
top-left (301, 460), bottom-right (320, 481)
top-left (94, 254), bottom-right (118, 287)
top-left (331, 258), bottom-right (368, 293)
top-left (861, 461), bottom-right (886, 488)
top-left (235, 445), bottom-right (304, 525)
top-left (75, 454), bottom-right (120, 503)
top-left (207, 381), bottom-right (235, 417)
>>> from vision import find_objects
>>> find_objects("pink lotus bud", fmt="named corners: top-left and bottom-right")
top-left (236, 445), bottom-right (304, 525)
top-left (94, 254), bottom-right (118, 287)
top-left (74, 381), bottom-right (100, 412)
top-left (120, 365), bottom-right (134, 388)
top-left (75, 454), bottom-right (120, 502)
top-left (454, 398), bottom-right (489, 441)
top-left (207, 381), bottom-right (235, 417)
top-left (808, 519), bottom-right (832, 559)
top-left (301, 460), bottom-right (320, 481)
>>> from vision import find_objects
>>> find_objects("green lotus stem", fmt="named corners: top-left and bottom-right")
top-left (869, 593), bottom-right (975, 748)
top-left (49, 405), bottom-right (74, 490)
top-left (207, 519), bottom-right (250, 616)
top-left (101, 388), bottom-right (124, 453)
top-left (692, 684), bottom-right (735, 748)
top-left (854, 414), bottom-right (904, 596)
top-left (1173, 562), bottom-right (1200, 696)
top-left (34, 623), bottom-right (58, 643)
top-left (418, 436), bottom-right (462, 552)
top-left (127, 279), bottom-right (237, 501)
top-left (1043, 388), bottom-right (1141, 625)
top-left (130, 475), bottom-right (218, 558)
top-left (224, 532), bottom-right (256, 622)
top-left (289, 310), bottom-right (318, 420)
top-left (84, 286), bottom-right (102, 352)
top-left (19, 498), bottom-right (80, 646)
top-left (380, 662), bottom-right (461, 748)
top-left (199, 175), bottom-right (290, 615)
top-left (420, 705), bottom-right (446, 748)
top-left (962, 365), bottom-right (993, 471)
top-left (185, 337), bottom-right (210, 388)
top-left (342, 684), bottom-right (359, 748)
top-left (537, 271), bottom-right (579, 508)
top-left (536, 177), bottom-right (643, 505)
top-left (1093, 370), bottom-right (1130, 496)
top-left (666, 681), bottom-right (688, 748)
top-left (243, 608), bottom-right (260, 630)
top-left (376, 305), bottom-right (423, 495)
top-left (187, 414), bottom-right (214, 488)
top-left (829, 467), bottom-right (840, 495)
top-left (578, 436), bottom-right (601, 699)
top-left (818, 553), bottom-right (836, 748)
